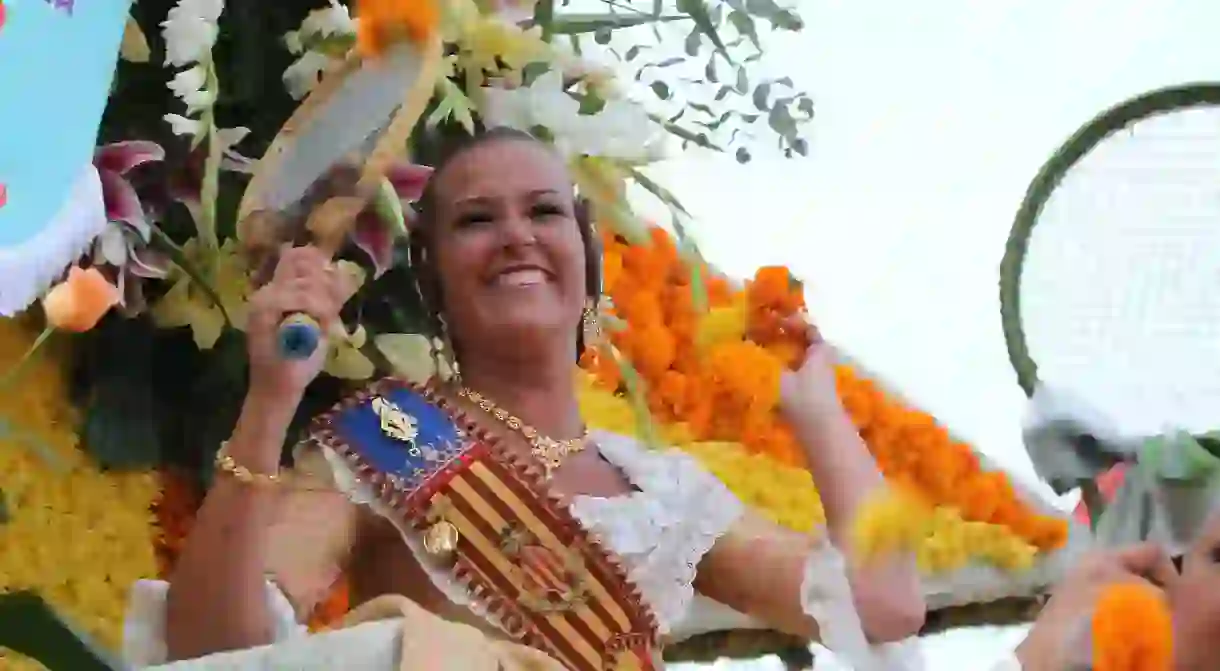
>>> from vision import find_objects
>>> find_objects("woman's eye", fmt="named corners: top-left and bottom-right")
top-left (456, 212), bottom-right (494, 227)
top-left (531, 203), bottom-right (565, 220)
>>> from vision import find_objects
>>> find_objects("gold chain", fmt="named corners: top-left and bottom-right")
top-left (457, 388), bottom-right (588, 479)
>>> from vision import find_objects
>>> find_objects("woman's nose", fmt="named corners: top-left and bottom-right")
top-left (499, 213), bottom-right (538, 247)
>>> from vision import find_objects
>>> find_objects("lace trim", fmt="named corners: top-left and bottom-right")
top-left (799, 538), bottom-right (925, 671)
top-left (572, 431), bottom-right (746, 634)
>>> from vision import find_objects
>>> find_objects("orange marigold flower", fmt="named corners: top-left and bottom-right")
top-left (42, 266), bottom-right (121, 332)
top-left (1092, 583), bottom-right (1173, 671)
top-left (356, 0), bottom-right (439, 58)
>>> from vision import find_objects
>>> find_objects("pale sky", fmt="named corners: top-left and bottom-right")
top-left (630, 1), bottom-right (1220, 668)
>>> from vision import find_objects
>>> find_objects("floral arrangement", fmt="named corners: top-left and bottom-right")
top-left (3, 0), bottom-right (814, 664)
top-left (0, 0), bottom-right (1087, 667)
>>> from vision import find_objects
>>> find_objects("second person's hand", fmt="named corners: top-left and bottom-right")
top-left (1015, 542), bottom-right (1177, 671)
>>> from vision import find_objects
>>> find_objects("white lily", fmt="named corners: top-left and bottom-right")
top-left (479, 70), bottom-right (662, 162)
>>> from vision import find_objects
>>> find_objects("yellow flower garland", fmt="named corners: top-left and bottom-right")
top-left (575, 370), bottom-right (1040, 574)
top-left (0, 317), bottom-right (159, 665)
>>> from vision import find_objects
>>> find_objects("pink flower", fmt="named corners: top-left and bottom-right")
top-left (353, 161), bottom-right (432, 277)
top-left (92, 141), bottom-right (172, 315)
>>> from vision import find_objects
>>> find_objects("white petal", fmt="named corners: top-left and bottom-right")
top-left (163, 113), bottom-right (202, 137)
top-left (97, 226), bottom-right (130, 266)
top-left (167, 65), bottom-right (207, 98)
top-left (183, 88), bottom-right (217, 114)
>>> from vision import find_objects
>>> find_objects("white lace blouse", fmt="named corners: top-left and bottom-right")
top-left (123, 430), bottom-right (922, 670)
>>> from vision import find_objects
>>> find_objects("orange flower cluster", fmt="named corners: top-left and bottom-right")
top-left (152, 470), bottom-right (201, 577)
top-left (584, 226), bottom-right (1069, 552)
top-left (837, 367), bottom-right (1068, 551)
top-left (1092, 582), bottom-right (1173, 671)
top-left (356, 0), bottom-right (439, 58)
top-left (585, 227), bottom-right (808, 464)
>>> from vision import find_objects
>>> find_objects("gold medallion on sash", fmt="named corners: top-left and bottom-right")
top-left (310, 380), bottom-right (661, 670)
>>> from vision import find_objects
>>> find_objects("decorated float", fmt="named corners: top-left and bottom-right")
top-left (0, 0), bottom-right (1091, 669)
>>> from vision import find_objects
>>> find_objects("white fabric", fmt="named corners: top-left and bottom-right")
top-left (988, 651), bottom-right (1023, 671)
top-left (0, 162), bottom-right (107, 316)
top-left (124, 430), bottom-right (922, 670)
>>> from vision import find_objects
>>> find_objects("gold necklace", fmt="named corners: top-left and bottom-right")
top-left (457, 387), bottom-right (588, 480)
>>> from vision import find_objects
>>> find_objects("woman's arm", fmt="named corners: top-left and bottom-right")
top-left (164, 392), bottom-right (356, 660)
top-left (789, 405), bottom-right (926, 641)
top-left (694, 340), bottom-right (924, 644)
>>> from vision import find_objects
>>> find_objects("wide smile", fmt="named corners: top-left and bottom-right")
top-left (487, 265), bottom-right (554, 288)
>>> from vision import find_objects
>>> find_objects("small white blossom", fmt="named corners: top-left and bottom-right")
top-left (164, 113), bottom-right (203, 137)
top-left (167, 65), bottom-right (206, 98)
top-left (283, 50), bottom-right (335, 100)
top-left (299, 1), bottom-right (354, 40)
top-left (281, 1), bottom-right (355, 99)
top-left (161, 0), bottom-right (224, 67)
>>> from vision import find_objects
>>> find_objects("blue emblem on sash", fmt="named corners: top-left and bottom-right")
top-left (325, 383), bottom-right (467, 499)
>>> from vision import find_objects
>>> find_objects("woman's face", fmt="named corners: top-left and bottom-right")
top-left (1171, 509), bottom-right (1220, 670)
top-left (427, 138), bottom-right (586, 357)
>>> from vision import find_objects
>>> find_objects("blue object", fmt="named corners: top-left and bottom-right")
top-left (277, 313), bottom-right (322, 360)
top-left (330, 385), bottom-right (465, 492)
top-left (0, 0), bottom-right (129, 248)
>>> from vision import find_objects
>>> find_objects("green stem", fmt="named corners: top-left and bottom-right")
top-left (199, 62), bottom-right (223, 278)
top-left (0, 325), bottom-right (55, 391)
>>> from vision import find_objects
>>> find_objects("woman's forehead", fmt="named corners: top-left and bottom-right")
top-left (433, 139), bottom-right (570, 202)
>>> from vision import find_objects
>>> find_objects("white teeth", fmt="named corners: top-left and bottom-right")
top-left (496, 269), bottom-right (547, 286)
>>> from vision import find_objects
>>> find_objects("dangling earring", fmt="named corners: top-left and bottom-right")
top-left (435, 313), bottom-right (461, 383)
top-left (581, 298), bottom-right (604, 354)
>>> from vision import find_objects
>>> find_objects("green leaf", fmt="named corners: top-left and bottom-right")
top-left (650, 81), bottom-right (672, 100)
top-left (594, 27), bottom-right (612, 44)
top-left (627, 165), bottom-right (692, 216)
top-left (735, 66), bottom-right (748, 93)
top-left (652, 116), bottom-right (724, 152)
top-left (714, 85), bottom-right (732, 101)
top-left (0, 591), bottom-right (124, 671)
top-left (676, 0), bottom-right (731, 60)
top-left (752, 83), bottom-right (771, 110)
top-left (798, 95), bottom-right (814, 118)
top-left (534, 0), bottom-right (556, 41)
top-left (704, 57), bottom-right (719, 83)
top-left (150, 225), bottom-right (232, 326)
top-left (626, 45), bottom-right (643, 61)
top-left (735, 147), bottom-right (751, 163)
top-left (728, 10), bottom-right (760, 49)
top-left (684, 28), bottom-right (702, 56)
top-left (611, 348), bottom-right (660, 449)
top-left (768, 104), bottom-right (799, 140)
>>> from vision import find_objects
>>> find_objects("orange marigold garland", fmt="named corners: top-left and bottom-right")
top-left (585, 225), bottom-right (1069, 553)
top-left (1092, 582), bottom-right (1174, 671)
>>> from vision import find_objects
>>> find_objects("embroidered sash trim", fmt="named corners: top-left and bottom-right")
top-left (306, 379), bottom-right (659, 671)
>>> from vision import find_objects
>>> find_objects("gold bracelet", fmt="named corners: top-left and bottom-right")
top-left (214, 441), bottom-right (283, 486)
top-left (214, 441), bottom-right (341, 493)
